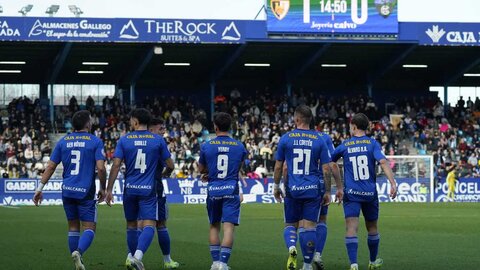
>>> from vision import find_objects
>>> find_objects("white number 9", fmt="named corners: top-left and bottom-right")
top-left (217, 154), bottom-right (229, 179)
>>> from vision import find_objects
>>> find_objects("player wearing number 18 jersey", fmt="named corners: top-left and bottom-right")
top-left (33, 110), bottom-right (107, 270)
top-left (106, 108), bottom-right (174, 270)
top-left (331, 113), bottom-right (397, 270)
top-left (199, 112), bottom-right (248, 270)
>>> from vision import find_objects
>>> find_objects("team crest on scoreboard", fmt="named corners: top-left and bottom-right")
top-left (374, 0), bottom-right (397, 18)
top-left (270, 0), bottom-right (290, 20)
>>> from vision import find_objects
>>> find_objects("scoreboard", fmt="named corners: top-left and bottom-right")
top-left (267, 0), bottom-right (398, 34)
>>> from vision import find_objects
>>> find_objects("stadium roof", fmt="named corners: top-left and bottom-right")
top-left (0, 41), bottom-right (478, 91)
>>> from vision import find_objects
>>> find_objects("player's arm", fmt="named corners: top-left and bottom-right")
top-left (379, 159), bottom-right (397, 199)
top-left (325, 137), bottom-right (344, 204)
top-left (106, 157), bottom-right (122, 206)
top-left (162, 158), bottom-right (174, 178)
top-left (273, 160), bottom-right (284, 202)
top-left (322, 163), bottom-right (332, 206)
top-left (33, 160), bottom-right (58, 206)
top-left (96, 160), bottom-right (107, 202)
top-left (95, 140), bottom-right (107, 202)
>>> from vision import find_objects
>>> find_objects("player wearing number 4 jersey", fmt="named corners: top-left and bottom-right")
top-left (33, 110), bottom-right (107, 270)
top-left (331, 113), bottom-right (397, 270)
top-left (274, 105), bottom-right (340, 270)
top-left (199, 112), bottom-right (248, 270)
top-left (106, 108), bottom-right (174, 270)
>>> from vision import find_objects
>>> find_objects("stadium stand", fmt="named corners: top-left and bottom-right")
top-left (1, 89), bottom-right (480, 180)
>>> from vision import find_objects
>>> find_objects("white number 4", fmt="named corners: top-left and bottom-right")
top-left (135, 149), bottom-right (147, 174)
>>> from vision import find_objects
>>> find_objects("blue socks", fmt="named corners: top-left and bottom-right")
top-left (210, 245), bottom-right (221, 262)
top-left (220, 246), bottom-right (232, 264)
top-left (136, 226), bottom-right (155, 255)
top-left (368, 234), bottom-right (380, 262)
top-left (157, 227), bottom-right (171, 256)
top-left (299, 228), bottom-right (316, 264)
top-left (283, 226), bottom-right (298, 250)
top-left (345, 236), bottom-right (359, 264)
top-left (68, 231), bottom-right (80, 253)
top-left (78, 229), bottom-right (95, 255)
top-left (127, 228), bottom-right (139, 255)
top-left (315, 223), bottom-right (327, 255)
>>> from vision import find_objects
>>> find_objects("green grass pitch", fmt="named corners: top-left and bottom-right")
top-left (1, 203), bottom-right (479, 269)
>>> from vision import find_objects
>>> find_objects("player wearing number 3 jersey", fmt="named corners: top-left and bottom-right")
top-left (331, 113), bottom-right (397, 270)
top-left (199, 112), bottom-right (248, 270)
top-left (33, 110), bottom-right (107, 270)
top-left (106, 108), bottom-right (174, 270)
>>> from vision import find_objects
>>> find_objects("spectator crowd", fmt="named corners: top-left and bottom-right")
top-left (1, 90), bottom-right (480, 181)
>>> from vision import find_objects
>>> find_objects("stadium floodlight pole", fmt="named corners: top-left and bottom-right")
top-left (210, 82), bottom-right (215, 121)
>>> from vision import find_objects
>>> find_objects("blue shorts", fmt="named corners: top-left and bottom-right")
top-left (343, 200), bottom-right (379, 221)
top-left (206, 195), bottom-right (241, 225)
top-left (284, 196), bottom-right (322, 224)
top-left (123, 194), bottom-right (158, 221)
top-left (63, 197), bottom-right (97, 222)
top-left (157, 196), bottom-right (168, 222)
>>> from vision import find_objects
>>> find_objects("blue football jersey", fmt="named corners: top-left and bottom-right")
top-left (114, 130), bottom-right (170, 196)
top-left (50, 132), bottom-right (105, 200)
top-left (276, 129), bottom-right (332, 199)
top-left (199, 136), bottom-right (248, 197)
top-left (318, 132), bottom-right (335, 154)
top-left (331, 135), bottom-right (386, 202)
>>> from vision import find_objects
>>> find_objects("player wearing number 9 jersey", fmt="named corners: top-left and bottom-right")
top-left (106, 108), bottom-right (174, 270)
top-left (331, 113), bottom-right (397, 270)
top-left (33, 110), bottom-right (107, 270)
top-left (198, 112), bottom-right (248, 270)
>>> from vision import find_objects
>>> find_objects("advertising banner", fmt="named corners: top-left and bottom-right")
top-left (434, 178), bottom-right (480, 202)
top-left (0, 17), bottom-right (266, 43)
top-left (2, 177), bottom-right (478, 206)
top-left (267, 0), bottom-right (398, 34)
top-left (399, 22), bottom-right (480, 46)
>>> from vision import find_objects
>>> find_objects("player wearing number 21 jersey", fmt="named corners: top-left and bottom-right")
top-left (106, 108), bottom-right (174, 270)
top-left (33, 110), bottom-right (107, 270)
top-left (199, 112), bottom-right (248, 270)
top-left (274, 105), bottom-right (334, 270)
top-left (331, 113), bottom-right (397, 270)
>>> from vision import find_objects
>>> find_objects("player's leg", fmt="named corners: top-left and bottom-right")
top-left (344, 201), bottom-right (361, 270)
top-left (363, 201), bottom-right (382, 269)
top-left (284, 196), bottom-right (301, 270)
top-left (157, 197), bottom-right (179, 269)
top-left (124, 194), bottom-right (140, 258)
top-left (132, 195), bottom-right (158, 264)
top-left (63, 197), bottom-right (81, 254)
top-left (218, 195), bottom-right (241, 270)
top-left (76, 199), bottom-right (98, 256)
top-left (313, 206), bottom-right (328, 270)
top-left (207, 196), bottom-right (222, 270)
top-left (299, 198), bottom-right (321, 270)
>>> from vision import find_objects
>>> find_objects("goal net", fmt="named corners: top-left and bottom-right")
top-left (334, 155), bottom-right (434, 203)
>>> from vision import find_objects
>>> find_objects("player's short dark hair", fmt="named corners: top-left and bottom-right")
top-left (351, 113), bottom-right (370, 131)
top-left (72, 110), bottom-right (91, 131)
top-left (294, 105), bottom-right (312, 125)
top-left (130, 108), bottom-right (152, 125)
top-left (214, 112), bottom-right (232, 132)
top-left (149, 117), bottom-right (164, 127)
